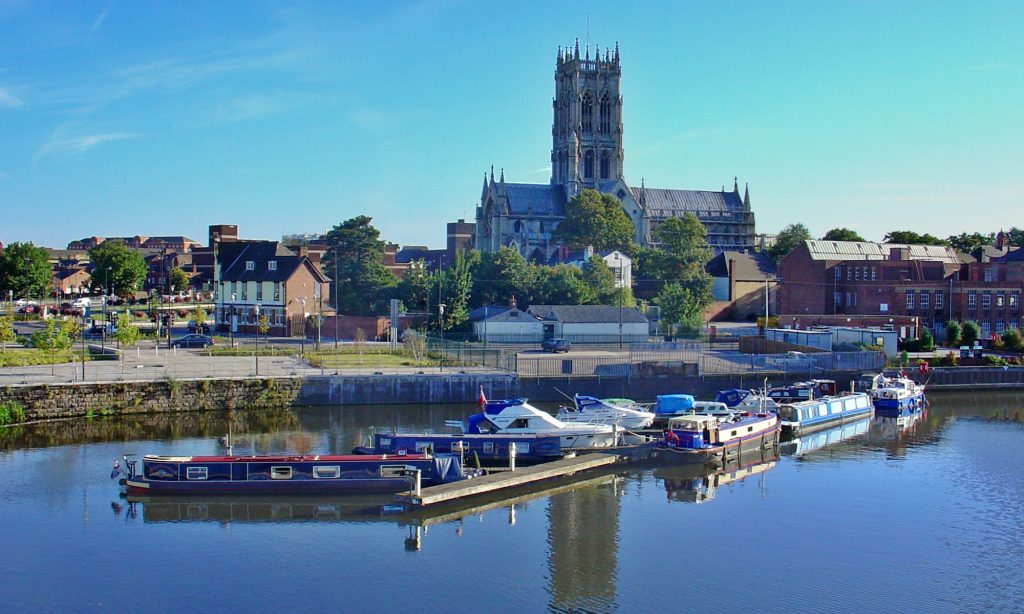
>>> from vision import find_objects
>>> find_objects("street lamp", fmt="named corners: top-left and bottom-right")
top-left (254, 303), bottom-right (260, 376)
top-left (438, 301), bottom-right (446, 373)
top-left (301, 298), bottom-right (307, 356)
top-left (230, 293), bottom-right (236, 348)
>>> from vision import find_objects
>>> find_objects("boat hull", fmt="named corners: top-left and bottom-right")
top-left (872, 392), bottom-right (925, 417)
top-left (372, 433), bottom-right (562, 464)
top-left (656, 425), bottom-right (780, 465)
top-left (124, 475), bottom-right (419, 496)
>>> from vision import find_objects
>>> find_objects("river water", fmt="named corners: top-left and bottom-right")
top-left (1, 392), bottom-right (1022, 613)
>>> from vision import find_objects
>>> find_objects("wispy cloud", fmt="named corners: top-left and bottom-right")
top-left (90, 0), bottom-right (115, 36)
top-left (0, 87), bottom-right (24, 108)
top-left (35, 131), bottom-right (141, 162)
top-left (533, 166), bottom-right (551, 175)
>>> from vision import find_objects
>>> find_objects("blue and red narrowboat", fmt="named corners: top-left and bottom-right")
top-left (115, 452), bottom-right (467, 496)
top-left (657, 411), bottom-right (780, 465)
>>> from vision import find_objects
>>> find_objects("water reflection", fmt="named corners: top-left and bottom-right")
top-left (780, 417), bottom-right (871, 458)
top-left (655, 448), bottom-right (778, 504)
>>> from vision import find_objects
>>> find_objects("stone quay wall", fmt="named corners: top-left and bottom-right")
top-left (1, 378), bottom-right (304, 422)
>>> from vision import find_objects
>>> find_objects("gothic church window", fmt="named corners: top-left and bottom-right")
top-left (584, 150), bottom-right (594, 179)
top-left (581, 92), bottom-right (593, 132)
top-left (599, 92), bottom-right (611, 133)
top-left (600, 152), bottom-right (610, 179)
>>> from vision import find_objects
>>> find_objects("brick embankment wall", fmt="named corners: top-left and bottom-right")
top-left (0, 378), bottom-right (303, 423)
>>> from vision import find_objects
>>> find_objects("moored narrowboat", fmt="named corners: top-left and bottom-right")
top-left (116, 452), bottom-right (468, 496)
top-left (656, 411), bottom-right (780, 465)
top-left (368, 433), bottom-right (563, 465)
top-left (776, 392), bottom-right (873, 436)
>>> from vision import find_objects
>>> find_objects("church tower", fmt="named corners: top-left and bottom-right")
top-left (551, 40), bottom-right (623, 195)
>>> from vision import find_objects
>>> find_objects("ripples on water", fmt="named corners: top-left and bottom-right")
top-left (0, 394), bottom-right (1022, 612)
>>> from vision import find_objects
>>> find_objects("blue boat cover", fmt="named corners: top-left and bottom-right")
top-left (431, 454), bottom-right (463, 483)
top-left (656, 394), bottom-right (694, 414)
top-left (715, 389), bottom-right (750, 407)
top-left (465, 413), bottom-right (489, 434)
top-left (483, 398), bottom-right (525, 415)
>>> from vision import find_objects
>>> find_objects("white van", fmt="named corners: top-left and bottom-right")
top-left (73, 297), bottom-right (92, 309)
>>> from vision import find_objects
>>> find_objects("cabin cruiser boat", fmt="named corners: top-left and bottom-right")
top-left (456, 398), bottom-right (619, 450)
top-left (556, 394), bottom-right (655, 430)
top-left (657, 411), bottom-right (780, 465)
top-left (864, 373), bottom-right (926, 417)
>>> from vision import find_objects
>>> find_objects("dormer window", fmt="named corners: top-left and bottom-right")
top-left (268, 261), bottom-right (277, 271)
top-left (245, 261), bottom-right (255, 271)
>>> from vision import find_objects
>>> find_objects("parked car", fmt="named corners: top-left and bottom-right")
top-left (767, 351), bottom-right (816, 370)
top-left (171, 334), bottom-right (214, 349)
top-left (541, 338), bottom-right (572, 353)
top-left (187, 321), bottom-right (211, 334)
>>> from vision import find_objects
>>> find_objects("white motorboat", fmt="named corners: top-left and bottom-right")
top-left (458, 398), bottom-right (619, 450)
top-left (556, 395), bottom-right (655, 430)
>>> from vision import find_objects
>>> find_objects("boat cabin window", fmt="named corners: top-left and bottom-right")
top-left (510, 418), bottom-right (530, 429)
top-left (186, 466), bottom-right (208, 480)
top-left (312, 466), bottom-right (341, 479)
top-left (779, 406), bottom-right (795, 420)
top-left (380, 465), bottom-right (408, 478)
top-left (270, 466), bottom-right (293, 480)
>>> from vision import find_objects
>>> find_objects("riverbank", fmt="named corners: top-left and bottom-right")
top-left (2, 365), bottom-right (1024, 425)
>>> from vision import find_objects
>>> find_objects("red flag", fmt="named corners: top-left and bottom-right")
top-left (477, 386), bottom-right (487, 409)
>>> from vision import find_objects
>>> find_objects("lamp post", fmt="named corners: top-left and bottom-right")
top-left (438, 301), bottom-right (446, 373)
top-left (301, 298), bottom-right (306, 356)
top-left (254, 303), bottom-right (260, 376)
top-left (230, 293), bottom-right (236, 348)
top-left (333, 247), bottom-right (339, 352)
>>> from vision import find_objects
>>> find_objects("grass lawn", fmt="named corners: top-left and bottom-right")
top-left (0, 349), bottom-right (97, 367)
top-left (308, 350), bottom-right (438, 369)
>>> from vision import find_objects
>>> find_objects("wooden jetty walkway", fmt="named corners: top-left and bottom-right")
top-left (396, 453), bottom-right (620, 507)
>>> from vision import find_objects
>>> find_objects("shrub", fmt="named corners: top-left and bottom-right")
top-left (945, 321), bottom-right (961, 347)
top-left (937, 351), bottom-right (958, 367)
top-left (961, 321), bottom-right (980, 347)
top-left (919, 328), bottom-right (934, 352)
top-left (0, 400), bottom-right (27, 425)
top-left (984, 355), bottom-right (1009, 366)
top-left (1001, 328), bottom-right (1024, 352)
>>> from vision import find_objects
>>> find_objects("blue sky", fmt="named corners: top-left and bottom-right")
top-left (1, 0), bottom-right (1021, 249)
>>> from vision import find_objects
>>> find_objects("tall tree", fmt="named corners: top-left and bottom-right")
top-left (324, 216), bottom-right (398, 316)
top-left (434, 249), bottom-right (475, 331)
top-left (395, 260), bottom-right (431, 313)
top-left (89, 241), bottom-right (147, 296)
top-left (656, 282), bottom-right (705, 338)
top-left (769, 223), bottom-right (812, 260)
top-left (581, 256), bottom-right (618, 304)
top-left (0, 242), bottom-right (52, 300)
top-left (882, 230), bottom-right (947, 245)
top-left (821, 228), bottom-right (866, 242)
top-left (552, 188), bottom-right (635, 253)
top-left (655, 214), bottom-right (713, 283)
top-left (471, 247), bottom-right (539, 308)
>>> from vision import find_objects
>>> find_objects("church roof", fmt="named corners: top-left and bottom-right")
top-left (503, 183), bottom-right (567, 216)
top-left (629, 187), bottom-right (745, 215)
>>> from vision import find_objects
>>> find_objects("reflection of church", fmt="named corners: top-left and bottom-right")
top-left (476, 41), bottom-right (756, 261)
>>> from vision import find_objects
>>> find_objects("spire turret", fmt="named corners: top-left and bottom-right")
top-left (744, 183), bottom-right (750, 208)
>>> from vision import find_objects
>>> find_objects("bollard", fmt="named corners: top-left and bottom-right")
top-left (509, 441), bottom-right (517, 472)
top-left (412, 468), bottom-right (422, 497)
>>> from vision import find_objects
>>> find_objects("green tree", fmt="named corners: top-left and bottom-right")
top-left (552, 188), bottom-right (635, 253)
top-left (655, 214), bottom-right (713, 284)
top-left (395, 260), bottom-right (431, 313)
top-left (1001, 327), bottom-right (1024, 352)
top-left (656, 282), bottom-right (705, 338)
top-left (89, 240), bottom-right (147, 296)
top-left (0, 314), bottom-right (14, 352)
top-left (580, 256), bottom-right (618, 304)
top-left (434, 249), bottom-right (475, 331)
top-left (961, 320), bottom-right (980, 347)
top-left (882, 231), bottom-right (947, 245)
top-left (30, 318), bottom-right (77, 375)
top-left (189, 306), bottom-right (207, 331)
top-left (113, 313), bottom-right (140, 372)
top-left (631, 246), bottom-right (662, 285)
top-left (0, 242), bottom-right (52, 300)
top-left (471, 247), bottom-right (539, 308)
top-left (536, 264), bottom-right (595, 305)
top-left (946, 232), bottom-right (994, 252)
top-left (821, 228), bottom-right (866, 242)
top-left (768, 223), bottom-right (812, 260)
top-left (945, 320), bottom-right (961, 346)
top-left (918, 327), bottom-right (934, 352)
top-left (168, 267), bottom-right (190, 293)
top-left (325, 216), bottom-right (398, 316)
top-left (1004, 227), bottom-right (1024, 247)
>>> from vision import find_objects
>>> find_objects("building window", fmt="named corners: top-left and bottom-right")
top-left (982, 291), bottom-right (991, 310)
top-left (984, 268), bottom-right (995, 282)
top-left (835, 267), bottom-right (842, 280)
top-left (968, 290), bottom-right (977, 310)
top-left (245, 261), bottom-right (254, 271)
top-left (274, 282), bottom-right (281, 302)
top-left (996, 321), bottom-right (1005, 333)
top-left (599, 92), bottom-right (611, 133)
top-left (581, 91), bottom-right (593, 132)
top-left (241, 282), bottom-right (247, 301)
top-left (856, 268), bottom-right (862, 281)
top-left (848, 268), bottom-right (853, 281)
top-left (584, 150), bottom-right (594, 178)
top-left (997, 291), bottom-right (1005, 308)
top-left (834, 292), bottom-right (842, 306)
top-left (920, 291), bottom-right (929, 310)
top-left (1012, 291), bottom-right (1019, 311)
top-left (256, 283), bottom-right (263, 301)
top-left (981, 322), bottom-right (991, 337)
top-left (906, 290), bottom-right (914, 310)
top-left (871, 267), bottom-right (877, 281)
top-left (268, 261), bottom-right (277, 271)
top-left (935, 291), bottom-right (943, 310)
top-left (600, 152), bottom-right (610, 179)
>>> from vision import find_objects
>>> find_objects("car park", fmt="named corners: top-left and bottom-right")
top-left (541, 338), bottom-right (572, 353)
top-left (171, 334), bottom-right (214, 349)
